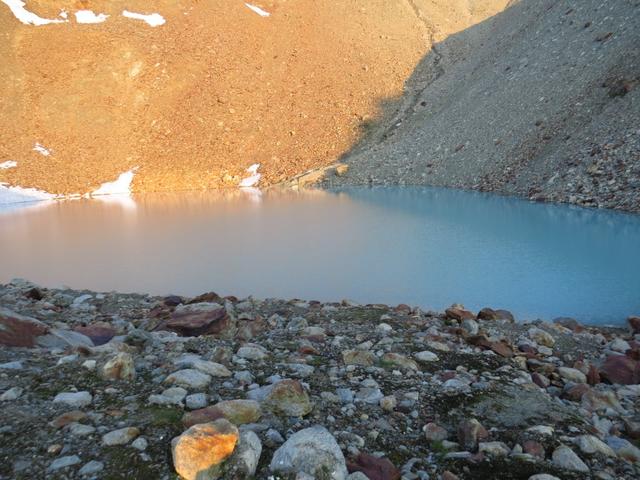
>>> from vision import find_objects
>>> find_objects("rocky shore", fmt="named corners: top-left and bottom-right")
top-left (1, 279), bottom-right (639, 480)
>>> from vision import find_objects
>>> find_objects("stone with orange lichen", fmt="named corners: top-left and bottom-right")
top-left (171, 419), bottom-right (239, 480)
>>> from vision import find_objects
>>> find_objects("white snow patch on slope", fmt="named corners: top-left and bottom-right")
top-left (0, 161), bottom-right (17, 169)
top-left (1, 0), bottom-right (67, 26)
top-left (0, 183), bottom-right (56, 205)
top-left (91, 169), bottom-right (136, 196)
top-left (239, 163), bottom-right (261, 188)
top-left (33, 143), bottom-right (51, 156)
top-left (245, 3), bottom-right (270, 17)
top-left (75, 10), bottom-right (108, 24)
top-left (122, 10), bottom-right (165, 27)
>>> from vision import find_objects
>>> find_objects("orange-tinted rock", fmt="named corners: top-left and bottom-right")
top-left (0, 308), bottom-right (49, 347)
top-left (171, 419), bottom-right (239, 480)
top-left (600, 354), bottom-right (640, 385)
top-left (347, 453), bottom-right (400, 480)
top-left (477, 308), bottom-right (514, 322)
top-left (553, 317), bottom-right (584, 332)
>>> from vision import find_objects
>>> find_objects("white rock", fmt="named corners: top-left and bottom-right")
top-left (148, 387), bottom-right (188, 406)
top-left (479, 441), bottom-right (510, 456)
top-left (526, 425), bottom-right (554, 436)
top-left (609, 338), bottom-right (631, 353)
top-left (552, 445), bottom-right (589, 472)
top-left (270, 426), bottom-right (348, 479)
top-left (528, 327), bottom-right (555, 347)
top-left (185, 393), bottom-right (208, 410)
top-left (558, 367), bottom-right (587, 384)
top-left (237, 344), bottom-right (269, 360)
top-left (414, 351), bottom-right (439, 362)
top-left (528, 475), bottom-right (561, 480)
top-left (0, 386), bottom-right (23, 401)
top-left (174, 355), bottom-right (232, 377)
top-left (164, 369), bottom-right (211, 390)
top-left (69, 423), bottom-right (96, 436)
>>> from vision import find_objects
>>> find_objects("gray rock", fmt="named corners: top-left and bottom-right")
top-left (48, 455), bottom-right (81, 471)
top-left (53, 391), bottom-right (92, 408)
top-left (0, 361), bottom-right (23, 370)
top-left (131, 437), bottom-right (148, 451)
top-left (528, 475), bottom-right (561, 480)
top-left (37, 329), bottom-right (94, 349)
top-left (237, 344), bottom-right (269, 360)
top-left (461, 319), bottom-right (479, 335)
top-left (78, 460), bottom-right (104, 476)
top-left (576, 435), bottom-right (616, 457)
top-left (69, 423), bottom-right (96, 436)
top-left (175, 355), bottom-right (232, 377)
top-left (606, 436), bottom-right (640, 462)
top-left (270, 426), bottom-right (348, 479)
top-left (226, 430), bottom-right (262, 477)
top-left (185, 393), bottom-right (208, 410)
top-left (552, 445), bottom-right (589, 472)
top-left (102, 427), bottom-right (140, 446)
top-left (414, 351), bottom-right (439, 363)
top-left (148, 387), bottom-right (188, 406)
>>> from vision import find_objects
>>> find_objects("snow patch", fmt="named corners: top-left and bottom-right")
top-left (75, 10), bottom-right (108, 24)
top-left (239, 163), bottom-right (261, 188)
top-left (245, 3), bottom-right (270, 17)
top-left (1, 0), bottom-right (67, 25)
top-left (33, 143), bottom-right (51, 156)
top-left (91, 169), bottom-right (136, 196)
top-left (0, 161), bottom-right (17, 169)
top-left (0, 183), bottom-right (56, 205)
top-left (122, 10), bottom-right (165, 27)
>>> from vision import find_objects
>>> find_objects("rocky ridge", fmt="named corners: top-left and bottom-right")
top-left (1, 279), bottom-right (640, 479)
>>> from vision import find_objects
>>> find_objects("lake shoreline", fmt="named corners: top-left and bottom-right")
top-left (1, 279), bottom-right (639, 479)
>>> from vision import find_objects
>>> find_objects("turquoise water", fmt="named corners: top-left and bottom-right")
top-left (1, 187), bottom-right (639, 325)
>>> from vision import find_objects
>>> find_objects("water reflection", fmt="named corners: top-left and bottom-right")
top-left (1, 187), bottom-right (638, 325)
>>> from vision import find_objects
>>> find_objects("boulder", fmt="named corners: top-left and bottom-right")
top-left (102, 352), bottom-right (136, 381)
top-left (172, 419), bottom-right (239, 480)
top-left (445, 307), bottom-right (475, 321)
top-left (342, 350), bottom-right (376, 366)
top-left (183, 400), bottom-right (261, 428)
top-left (0, 308), bottom-right (49, 347)
top-left (346, 453), bottom-right (400, 480)
top-left (551, 445), bottom-right (589, 472)
top-left (224, 430), bottom-right (262, 478)
top-left (600, 355), bottom-right (640, 385)
top-left (164, 302), bottom-right (229, 337)
top-left (270, 426), bottom-right (348, 479)
top-left (264, 379), bottom-right (313, 417)
top-left (73, 323), bottom-right (116, 345)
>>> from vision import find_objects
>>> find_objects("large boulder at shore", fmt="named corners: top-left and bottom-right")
top-left (164, 303), bottom-right (229, 337)
top-left (171, 419), bottom-right (239, 480)
top-left (0, 308), bottom-right (49, 347)
top-left (270, 426), bottom-right (348, 479)
top-left (599, 355), bottom-right (640, 385)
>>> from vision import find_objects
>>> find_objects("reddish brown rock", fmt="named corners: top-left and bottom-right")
top-left (164, 303), bottom-right (229, 337)
top-left (629, 316), bottom-right (640, 335)
top-left (587, 364), bottom-right (601, 385)
top-left (457, 419), bottom-right (488, 451)
top-left (523, 440), bottom-right (545, 459)
top-left (235, 315), bottom-right (266, 341)
top-left (49, 410), bottom-right (87, 429)
top-left (532, 372), bottom-right (550, 388)
top-left (73, 323), bottom-right (116, 346)
top-left (446, 307), bottom-right (475, 321)
top-left (553, 317), bottom-right (584, 332)
top-left (0, 308), bottom-right (49, 347)
top-left (562, 383), bottom-right (590, 402)
top-left (183, 400), bottom-right (261, 428)
top-left (477, 308), bottom-right (514, 322)
top-left (600, 354), bottom-right (640, 385)
top-left (442, 471), bottom-right (460, 480)
top-left (188, 292), bottom-right (224, 304)
top-left (466, 335), bottom-right (512, 357)
top-left (347, 453), bottom-right (400, 480)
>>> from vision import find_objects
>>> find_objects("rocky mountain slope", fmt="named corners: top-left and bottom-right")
top-left (333, 0), bottom-right (640, 212)
top-left (0, 0), bottom-right (507, 195)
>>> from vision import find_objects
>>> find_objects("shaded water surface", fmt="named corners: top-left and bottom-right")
top-left (1, 187), bottom-right (639, 325)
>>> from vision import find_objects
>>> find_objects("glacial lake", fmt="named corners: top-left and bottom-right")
top-left (1, 187), bottom-right (639, 325)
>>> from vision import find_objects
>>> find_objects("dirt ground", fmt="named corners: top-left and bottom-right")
top-left (0, 0), bottom-right (428, 194)
top-left (0, 0), bottom-right (511, 195)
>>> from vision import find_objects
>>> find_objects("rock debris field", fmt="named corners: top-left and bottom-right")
top-left (1, 279), bottom-right (640, 479)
